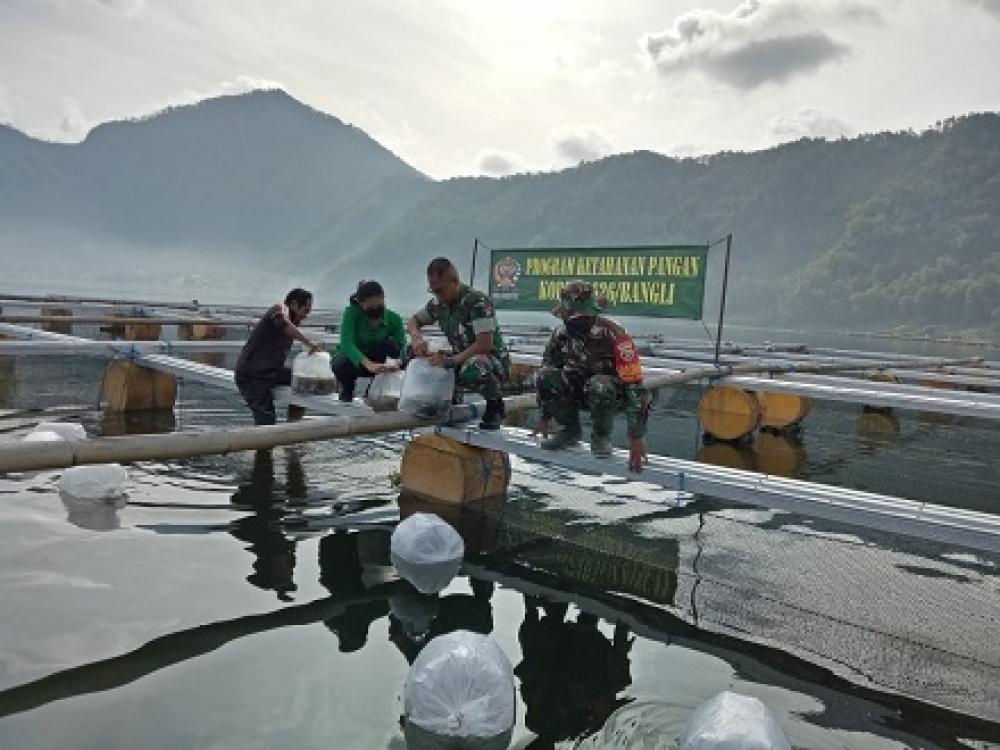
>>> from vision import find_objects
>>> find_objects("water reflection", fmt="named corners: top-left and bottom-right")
top-left (318, 531), bottom-right (390, 652)
top-left (228, 449), bottom-right (308, 602)
top-left (388, 579), bottom-right (496, 665)
top-left (100, 409), bottom-right (177, 436)
top-left (517, 598), bottom-right (634, 747)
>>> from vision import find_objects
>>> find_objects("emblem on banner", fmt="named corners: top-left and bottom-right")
top-left (493, 256), bottom-right (522, 299)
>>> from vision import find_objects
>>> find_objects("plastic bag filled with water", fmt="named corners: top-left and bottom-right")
top-left (58, 464), bottom-right (129, 501)
top-left (390, 512), bottom-right (464, 594)
top-left (32, 422), bottom-right (87, 440)
top-left (366, 369), bottom-right (405, 412)
top-left (398, 358), bottom-right (455, 418)
top-left (681, 691), bottom-right (790, 750)
top-left (291, 351), bottom-right (337, 395)
top-left (404, 630), bottom-right (515, 750)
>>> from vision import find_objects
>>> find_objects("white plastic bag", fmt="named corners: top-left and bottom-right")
top-left (366, 370), bottom-right (405, 412)
top-left (23, 430), bottom-right (64, 443)
top-left (32, 422), bottom-right (86, 440)
top-left (58, 464), bottom-right (129, 501)
top-left (398, 358), bottom-right (455, 418)
top-left (291, 351), bottom-right (337, 395)
top-left (391, 512), bottom-right (464, 594)
top-left (681, 692), bottom-right (790, 750)
top-left (404, 631), bottom-right (515, 747)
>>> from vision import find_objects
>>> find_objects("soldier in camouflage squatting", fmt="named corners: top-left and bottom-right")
top-left (407, 257), bottom-right (510, 430)
top-left (534, 280), bottom-right (650, 473)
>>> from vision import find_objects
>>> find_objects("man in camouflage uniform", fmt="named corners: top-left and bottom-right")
top-left (535, 280), bottom-right (650, 473)
top-left (407, 257), bottom-right (510, 430)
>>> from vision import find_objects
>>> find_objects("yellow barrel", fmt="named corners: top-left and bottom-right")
top-left (857, 408), bottom-right (900, 444)
top-left (103, 360), bottom-right (177, 412)
top-left (400, 434), bottom-right (511, 505)
top-left (123, 322), bottom-right (162, 341)
top-left (40, 307), bottom-right (73, 334)
top-left (752, 432), bottom-right (806, 478)
top-left (756, 391), bottom-right (812, 430)
top-left (698, 386), bottom-right (760, 441)
top-left (697, 441), bottom-right (755, 471)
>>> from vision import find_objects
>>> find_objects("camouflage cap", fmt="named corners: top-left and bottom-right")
top-left (553, 279), bottom-right (601, 318)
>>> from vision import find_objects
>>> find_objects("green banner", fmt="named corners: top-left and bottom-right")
top-left (489, 245), bottom-right (709, 319)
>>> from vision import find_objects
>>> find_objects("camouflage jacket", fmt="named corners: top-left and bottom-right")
top-left (542, 315), bottom-right (650, 438)
top-left (416, 284), bottom-right (509, 360)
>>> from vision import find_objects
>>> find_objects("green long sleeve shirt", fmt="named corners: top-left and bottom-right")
top-left (337, 303), bottom-right (406, 366)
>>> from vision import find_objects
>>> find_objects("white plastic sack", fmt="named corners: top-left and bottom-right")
top-left (681, 692), bottom-right (791, 750)
top-left (366, 369), bottom-right (404, 412)
top-left (23, 430), bottom-right (64, 443)
top-left (398, 358), bottom-right (455, 418)
top-left (404, 631), bottom-right (515, 747)
top-left (391, 513), bottom-right (464, 594)
top-left (58, 464), bottom-right (129, 501)
top-left (291, 351), bottom-right (337, 395)
top-left (32, 422), bottom-right (86, 441)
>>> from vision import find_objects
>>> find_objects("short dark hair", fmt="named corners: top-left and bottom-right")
top-left (426, 257), bottom-right (458, 280)
top-left (285, 288), bottom-right (313, 307)
top-left (352, 280), bottom-right (384, 304)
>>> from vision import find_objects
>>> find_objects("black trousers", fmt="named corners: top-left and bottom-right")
top-left (331, 340), bottom-right (401, 398)
top-left (235, 367), bottom-right (291, 425)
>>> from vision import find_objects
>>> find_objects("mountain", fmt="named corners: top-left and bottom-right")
top-left (2, 91), bottom-right (998, 333)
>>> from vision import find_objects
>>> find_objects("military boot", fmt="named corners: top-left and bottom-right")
top-left (541, 408), bottom-right (582, 450)
top-left (590, 407), bottom-right (615, 457)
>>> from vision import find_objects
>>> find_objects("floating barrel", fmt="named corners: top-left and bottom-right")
top-left (400, 434), bottom-right (511, 505)
top-left (40, 307), bottom-right (73, 334)
top-left (752, 432), bottom-right (806, 478)
top-left (103, 360), bottom-right (177, 412)
top-left (506, 362), bottom-right (536, 392)
top-left (857, 408), bottom-right (900, 444)
top-left (755, 391), bottom-right (812, 430)
top-left (179, 322), bottom-right (227, 367)
top-left (697, 441), bottom-right (755, 471)
top-left (698, 386), bottom-right (760, 441)
top-left (123, 322), bottom-right (162, 341)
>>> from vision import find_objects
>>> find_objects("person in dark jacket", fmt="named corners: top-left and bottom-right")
top-left (235, 288), bottom-right (320, 425)
top-left (330, 280), bottom-right (406, 402)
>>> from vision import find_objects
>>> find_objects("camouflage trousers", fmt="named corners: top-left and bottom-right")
top-left (536, 366), bottom-right (620, 422)
top-left (457, 354), bottom-right (509, 401)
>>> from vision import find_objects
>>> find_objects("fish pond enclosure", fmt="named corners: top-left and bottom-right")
top-left (0, 294), bottom-right (999, 748)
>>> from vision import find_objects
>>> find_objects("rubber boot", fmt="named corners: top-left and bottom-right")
top-left (479, 398), bottom-right (506, 430)
top-left (542, 407), bottom-right (582, 450)
top-left (590, 407), bottom-right (614, 457)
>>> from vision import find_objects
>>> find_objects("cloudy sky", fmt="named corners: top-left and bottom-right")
top-left (1, 0), bottom-right (999, 178)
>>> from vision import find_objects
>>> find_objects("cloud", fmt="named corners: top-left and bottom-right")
top-left (0, 86), bottom-right (12, 125)
top-left (962, 0), bottom-right (1000, 18)
top-left (90, 0), bottom-right (145, 16)
top-left (769, 107), bottom-right (853, 140)
top-left (642, 0), bottom-right (878, 89)
top-left (550, 126), bottom-right (613, 164)
top-left (58, 98), bottom-right (89, 138)
top-left (476, 149), bottom-right (522, 176)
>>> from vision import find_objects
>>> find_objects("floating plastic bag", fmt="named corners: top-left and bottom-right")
top-left (23, 431), bottom-right (65, 443)
top-left (391, 512), bottom-right (464, 594)
top-left (58, 464), bottom-right (129, 501)
top-left (398, 358), bottom-right (455, 418)
top-left (32, 422), bottom-right (86, 440)
top-left (681, 692), bottom-right (790, 750)
top-left (291, 351), bottom-right (337, 395)
top-left (366, 369), bottom-right (405, 412)
top-left (404, 631), bottom-right (515, 749)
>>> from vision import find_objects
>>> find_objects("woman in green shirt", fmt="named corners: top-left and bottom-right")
top-left (332, 280), bottom-right (406, 402)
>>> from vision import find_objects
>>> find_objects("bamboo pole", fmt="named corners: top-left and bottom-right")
top-left (0, 356), bottom-right (983, 474)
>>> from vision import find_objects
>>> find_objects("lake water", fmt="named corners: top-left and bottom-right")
top-left (0, 325), bottom-right (999, 748)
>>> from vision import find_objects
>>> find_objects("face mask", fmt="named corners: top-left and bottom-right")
top-left (566, 317), bottom-right (592, 338)
top-left (364, 305), bottom-right (385, 319)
